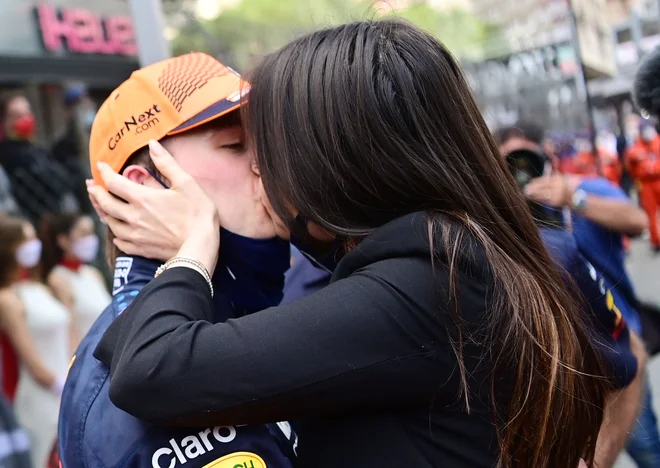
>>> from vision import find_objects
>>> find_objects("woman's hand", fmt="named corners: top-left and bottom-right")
top-left (88, 140), bottom-right (220, 271)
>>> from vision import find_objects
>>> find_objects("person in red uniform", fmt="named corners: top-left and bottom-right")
top-left (625, 122), bottom-right (660, 251)
top-left (571, 138), bottom-right (623, 186)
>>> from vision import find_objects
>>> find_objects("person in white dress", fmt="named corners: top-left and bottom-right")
top-left (0, 216), bottom-right (70, 468)
top-left (39, 213), bottom-right (110, 349)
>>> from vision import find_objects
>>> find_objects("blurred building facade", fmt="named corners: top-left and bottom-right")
top-left (0, 0), bottom-right (139, 146)
top-left (448, 0), bottom-right (632, 131)
top-left (589, 0), bottom-right (660, 132)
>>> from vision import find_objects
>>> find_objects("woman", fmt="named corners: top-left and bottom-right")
top-left (89, 20), bottom-right (610, 467)
top-left (39, 213), bottom-right (110, 345)
top-left (0, 216), bottom-right (70, 468)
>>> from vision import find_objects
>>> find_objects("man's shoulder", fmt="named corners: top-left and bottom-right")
top-left (539, 227), bottom-right (579, 267)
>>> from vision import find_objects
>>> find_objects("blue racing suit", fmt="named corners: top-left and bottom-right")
top-left (58, 232), bottom-right (296, 468)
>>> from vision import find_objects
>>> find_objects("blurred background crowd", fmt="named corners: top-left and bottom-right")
top-left (0, 0), bottom-right (659, 466)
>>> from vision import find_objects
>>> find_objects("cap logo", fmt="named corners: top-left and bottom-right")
top-left (158, 54), bottom-right (232, 111)
top-left (108, 104), bottom-right (162, 150)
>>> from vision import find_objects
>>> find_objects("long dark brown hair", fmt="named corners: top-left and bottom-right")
top-left (38, 212), bottom-right (83, 281)
top-left (0, 216), bottom-right (29, 288)
top-left (245, 19), bottom-right (608, 467)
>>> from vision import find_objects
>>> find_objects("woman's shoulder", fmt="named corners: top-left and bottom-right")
top-left (48, 269), bottom-right (72, 291)
top-left (0, 287), bottom-right (23, 312)
top-left (80, 266), bottom-right (110, 289)
top-left (336, 212), bottom-right (491, 284)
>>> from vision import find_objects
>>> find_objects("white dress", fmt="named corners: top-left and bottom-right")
top-left (13, 281), bottom-right (71, 468)
top-left (52, 265), bottom-right (111, 338)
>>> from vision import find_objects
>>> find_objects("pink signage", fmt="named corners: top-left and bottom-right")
top-left (36, 3), bottom-right (137, 56)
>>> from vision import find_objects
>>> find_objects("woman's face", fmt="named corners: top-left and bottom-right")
top-left (22, 222), bottom-right (36, 241)
top-left (59, 216), bottom-right (99, 263)
top-left (15, 222), bottom-right (42, 270)
top-left (256, 179), bottom-right (336, 244)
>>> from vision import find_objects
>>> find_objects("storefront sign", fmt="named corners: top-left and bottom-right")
top-left (35, 3), bottom-right (137, 56)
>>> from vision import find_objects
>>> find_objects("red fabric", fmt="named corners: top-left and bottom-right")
top-left (625, 138), bottom-right (660, 249)
top-left (58, 258), bottom-right (82, 272)
top-left (569, 151), bottom-right (622, 186)
top-left (571, 151), bottom-right (599, 177)
top-left (600, 152), bottom-right (622, 186)
top-left (0, 334), bottom-right (18, 402)
top-left (625, 137), bottom-right (660, 181)
top-left (48, 440), bottom-right (60, 468)
top-left (639, 181), bottom-right (660, 248)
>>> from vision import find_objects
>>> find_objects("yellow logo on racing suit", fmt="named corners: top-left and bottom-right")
top-left (203, 452), bottom-right (266, 468)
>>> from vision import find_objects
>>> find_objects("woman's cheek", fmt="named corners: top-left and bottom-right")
top-left (257, 179), bottom-right (290, 238)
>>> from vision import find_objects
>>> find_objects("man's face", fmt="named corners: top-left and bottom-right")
top-left (146, 120), bottom-right (276, 239)
top-left (3, 96), bottom-right (34, 137)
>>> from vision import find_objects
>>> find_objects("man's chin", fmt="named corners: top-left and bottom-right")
top-left (241, 217), bottom-right (283, 240)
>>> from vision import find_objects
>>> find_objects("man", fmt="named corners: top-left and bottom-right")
top-left (51, 84), bottom-right (95, 214)
top-left (281, 247), bottom-right (332, 304)
top-left (625, 121), bottom-right (660, 252)
top-left (58, 53), bottom-right (297, 468)
top-left (569, 136), bottom-right (622, 187)
top-left (498, 122), bottom-right (655, 467)
top-left (0, 92), bottom-right (79, 223)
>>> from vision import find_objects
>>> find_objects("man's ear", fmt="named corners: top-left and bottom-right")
top-left (121, 165), bottom-right (151, 185)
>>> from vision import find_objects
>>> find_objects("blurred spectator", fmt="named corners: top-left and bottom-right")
top-left (39, 213), bottom-right (110, 346)
top-left (571, 137), bottom-right (623, 187)
top-left (499, 121), bottom-right (659, 467)
top-left (0, 216), bottom-right (70, 467)
top-left (616, 131), bottom-right (636, 196)
top-left (0, 167), bottom-right (20, 217)
top-left (625, 121), bottom-right (660, 252)
top-left (0, 394), bottom-right (31, 468)
top-left (52, 85), bottom-right (95, 214)
top-left (0, 92), bottom-right (80, 225)
top-left (51, 84), bottom-right (88, 165)
top-left (495, 121), bottom-right (547, 155)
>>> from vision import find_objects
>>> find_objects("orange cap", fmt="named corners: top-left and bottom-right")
top-left (90, 52), bottom-right (246, 186)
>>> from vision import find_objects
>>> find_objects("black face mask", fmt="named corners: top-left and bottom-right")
top-left (289, 214), bottom-right (344, 273)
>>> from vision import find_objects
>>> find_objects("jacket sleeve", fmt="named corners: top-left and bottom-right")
top-left (101, 259), bottom-right (464, 427)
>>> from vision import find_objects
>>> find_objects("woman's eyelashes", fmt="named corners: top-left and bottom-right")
top-left (219, 141), bottom-right (246, 153)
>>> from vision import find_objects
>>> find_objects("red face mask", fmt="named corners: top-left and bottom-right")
top-left (12, 115), bottom-right (36, 140)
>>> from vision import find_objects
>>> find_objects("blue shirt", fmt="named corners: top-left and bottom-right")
top-left (570, 177), bottom-right (640, 333)
top-left (540, 227), bottom-right (636, 388)
top-left (58, 233), bottom-right (296, 468)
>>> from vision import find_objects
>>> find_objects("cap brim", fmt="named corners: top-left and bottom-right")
top-left (167, 95), bottom-right (245, 136)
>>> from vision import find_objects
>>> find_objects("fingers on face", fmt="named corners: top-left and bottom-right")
top-left (87, 191), bottom-right (106, 222)
top-left (112, 238), bottom-right (139, 256)
top-left (104, 215), bottom-right (132, 239)
top-left (98, 162), bottom-right (146, 202)
top-left (89, 186), bottom-right (132, 223)
top-left (148, 140), bottom-right (188, 187)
